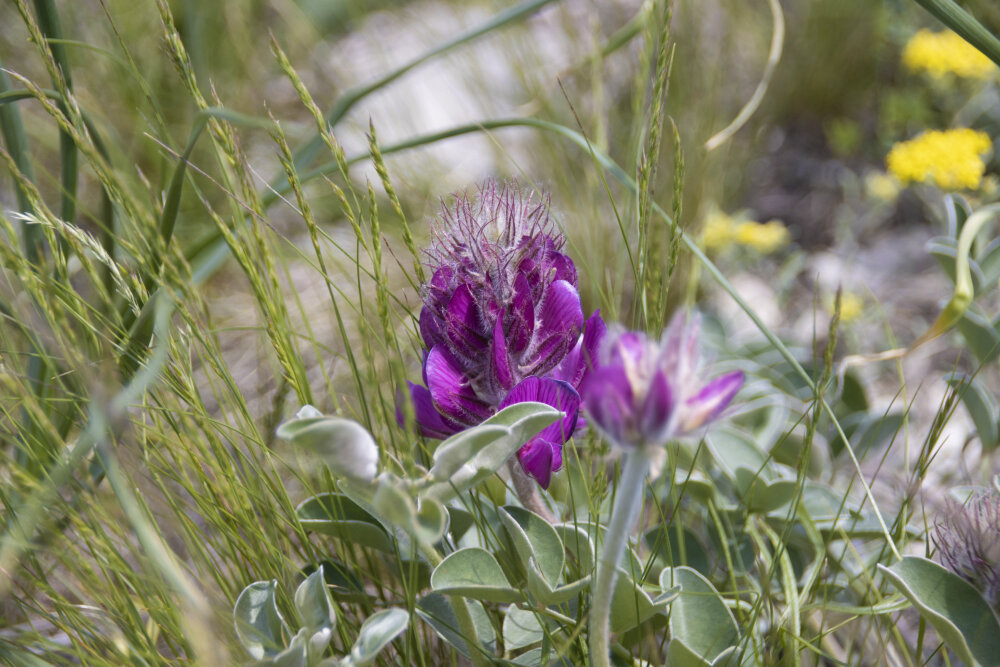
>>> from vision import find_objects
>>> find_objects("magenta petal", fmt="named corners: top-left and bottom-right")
top-left (580, 365), bottom-right (634, 447)
top-left (517, 439), bottom-right (555, 488)
top-left (419, 306), bottom-right (444, 348)
top-left (553, 310), bottom-right (606, 386)
top-left (490, 315), bottom-right (515, 392)
top-left (582, 311), bottom-right (606, 369)
top-left (425, 345), bottom-right (490, 424)
top-left (405, 382), bottom-right (463, 439)
top-left (445, 283), bottom-right (487, 357)
top-left (528, 280), bottom-right (584, 374)
top-left (509, 274), bottom-right (535, 354)
top-left (549, 251), bottom-right (578, 286)
top-left (682, 370), bottom-right (744, 431)
top-left (640, 370), bottom-right (673, 443)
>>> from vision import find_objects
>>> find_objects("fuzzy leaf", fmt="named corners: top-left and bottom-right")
top-left (347, 608), bottom-right (409, 666)
top-left (880, 556), bottom-right (1000, 667)
top-left (296, 493), bottom-right (393, 553)
top-left (947, 373), bottom-right (1000, 451)
top-left (277, 414), bottom-right (378, 481)
top-left (234, 580), bottom-right (290, 659)
top-left (662, 567), bottom-right (738, 664)
top-left (294, 566), bottom-right (336, 632)
top-left (431, 548), bottom-right (523, 603)
top-left (416, 593), bottom-right (495, 659)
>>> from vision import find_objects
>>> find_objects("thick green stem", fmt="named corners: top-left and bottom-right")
top-left (589, 448), bottom-right (651, 667)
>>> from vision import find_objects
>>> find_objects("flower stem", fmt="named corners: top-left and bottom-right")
top-left (589, 448), bottom-right (651, 667)
top-left (508, 459), bottom-right (557, 522)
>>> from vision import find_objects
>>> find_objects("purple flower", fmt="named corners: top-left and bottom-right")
top-left (933, 491), bottom-right (1000, 608)
top-left (580, 313), bottom-right (743, 449)
top-left (404, 181), bottom-right (604, 488)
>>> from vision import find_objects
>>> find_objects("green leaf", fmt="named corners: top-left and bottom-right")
top-left (430, 548), bottom-right (523, 603)
top-left (957, 309), bottom-right (1000, 365)
top-left (347, 608), bottom-right (409, 666)
top-left (744, 479), bottom-right (799, 514)
top-left (277, 412), bottom-right (378, 481)
top-left (929, 237), bottom-right (986, 291)
top-left (706, 428), bottom-right (773, 490)
top-left (609, 569), bottom-right (660, 634)
top-left (302, 560), bottom-right (367, 600)
top-left (499, 506), bottom-right (564, 588)
top-left (946, 373), bottom-right (1000, 451)
top-left (416, 593), bottom-right (495, 659)
top-left (294, 566), bottom-right (336, 632)
top-left (644, 526), bottom-right (711, 576)
top-left (503, 606), bottom-right (546, 650)
top-left (880, 556), bottom-right (1000, 667)
top-left (554, 524), bottom-right (595, 575)
top-left (234, 580), bottom-right (290, 659)
top-left (422, 402), bottom-right (561, 502)
top-left (661, 567), bottom-right (738, 665)
top-left (296, 493), bottom-right (393, 553)
top-left (447, 506), bottom-right (475, 543)
top-left (975, 236), bottom-right (1000, 290)
top-left (254, 628), bottom-right (309, 667)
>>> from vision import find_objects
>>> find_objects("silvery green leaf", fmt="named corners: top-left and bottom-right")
top-left (277, 414), bottom-right (378, 481)
top-left (430, 548), bottom-right (523, 603)
top-left (662, 567), bottom-right (738, 665)
top-left (294, 566), bottom-right (336, 632)
top-left (347, 608), bottom-right (409, 666)
top-left (880, 556), bottom-right (1000, 667)
top-left (234, 580), bottom-right (290, 659)
top-left (416, 593), bottom-right (495, 659)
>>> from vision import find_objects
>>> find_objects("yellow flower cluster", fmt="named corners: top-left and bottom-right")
top-left (886, 128), bottom-right (992, 190)
top-left (902, 29), bottom-right (996, 80)
top-left (702, 210), bottom-right (789, 254)
top-left (832, 292), bottom-right (864, 323)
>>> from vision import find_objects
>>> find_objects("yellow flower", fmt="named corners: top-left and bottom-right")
top-left (833, 292), bottom-right (864, 323)
top-left (701, 210), bottom-right (736, 252)
top-left (733, 220), bottom-right (789, 254)
top-left (865, 171), bottom-right (901, 202)
top-left (902, 29), bottom-right (996, 80)
top-left (701, 208), bottom-right (789, 255)
top-left (886, 128), bottom-right (993, 190)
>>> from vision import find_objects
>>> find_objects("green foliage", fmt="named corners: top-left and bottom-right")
top-left (3, 0), bottom-right (1000, 664)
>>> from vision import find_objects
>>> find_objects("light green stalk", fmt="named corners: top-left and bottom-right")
top-left (589, 447), bottom-right (653, 667)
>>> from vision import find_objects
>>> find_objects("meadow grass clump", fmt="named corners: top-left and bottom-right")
top-left (3, 0), bottom-right (1000, 665)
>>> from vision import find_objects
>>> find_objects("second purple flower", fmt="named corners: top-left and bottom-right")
top-left (405, 180), bottom-right (604, 488)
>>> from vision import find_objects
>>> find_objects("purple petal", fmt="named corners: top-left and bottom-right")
top-left (419, 306), bottom-right (444, 348)
top-left (501, 377), bottom-right (581, 487)
top-left (425, 345), bottom-right (490, 425)
top-left (639, 370), bottom-right (673, 443)
top-left (548, 251), bottom-right (578, 287)
top-left (580, 365), bottom-right (635, 448)
top-left (681, 371), bottom-right (744, 432)
top-left (490, 314), bottom-right (515, 393)
top-left (553, 310), bottom-right (606, 387)
top-left (527, 280), bottom-right (584, 374)
top-left (508, 274), bottom-right (535, 354)
top-left (444, 283), bottom-right (488, 358)
top-left (517, 438), bottom-right (555, 488)
top-left (403, 382), bottom-right (463, 439)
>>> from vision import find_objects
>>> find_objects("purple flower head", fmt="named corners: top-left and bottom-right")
top-left (933, 491), bottom-right (1000, 609)
top-left (404, 180), bottom-right (605, 488)
top-left (580, 312), bottom-right (743, 449)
